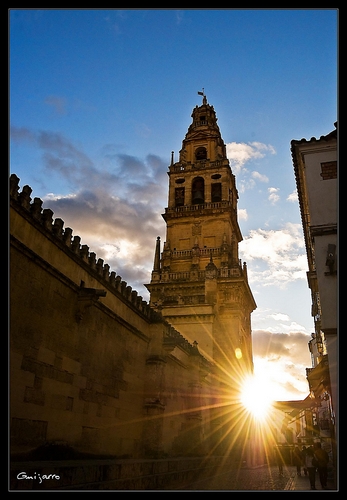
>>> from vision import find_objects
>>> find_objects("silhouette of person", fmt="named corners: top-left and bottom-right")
top-left (304, 446), bottom-right (317, 490)
top-left (293, 446), bottom-right (303, 476)
top-left (275, 446), bottom-right (284, 476)
top-left (314, 442), bottom-right (329, 489)
top-left (301, 446), bottom-right (308, 476)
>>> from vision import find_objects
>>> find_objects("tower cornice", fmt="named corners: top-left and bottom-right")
top-left (168, 158), bottom-right (230, 174)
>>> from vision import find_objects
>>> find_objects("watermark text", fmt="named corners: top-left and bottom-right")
top-left (17, 471), bottom-right (60, 484)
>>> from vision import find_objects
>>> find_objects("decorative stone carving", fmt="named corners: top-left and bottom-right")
top-left (192, 222), bottom-right (201, 236)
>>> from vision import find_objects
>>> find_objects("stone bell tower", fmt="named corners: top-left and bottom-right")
top-left (146, 94), bottom-right (256, 386)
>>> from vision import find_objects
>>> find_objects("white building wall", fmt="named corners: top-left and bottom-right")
top-left (301, 138), bottom-right (337, 434)
top-left (304, 148), bottom-right (337, 227)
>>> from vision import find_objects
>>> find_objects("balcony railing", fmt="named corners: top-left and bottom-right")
top-left (165, 200), bottom-right (233, 214)
top-left (171, 247), bottom-right (221, 259)
top-left (169, 159), bottom-right (225, 173)
top-left (155, 265), bottom-right (243, 282)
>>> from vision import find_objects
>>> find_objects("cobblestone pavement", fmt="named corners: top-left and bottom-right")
top-left (174, 465), bottom-right (293, 491)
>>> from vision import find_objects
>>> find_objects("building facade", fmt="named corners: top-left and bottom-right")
top-left (291, 123), bottom-right (337, 473)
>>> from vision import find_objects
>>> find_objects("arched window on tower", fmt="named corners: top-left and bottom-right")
top-left (192, 177), bottom-right (205, 205)
top-left (175, 178), bottom-right (185, 207)
top-left (195, 147), bottom-right (207, 161)
top-left (211, 183), bottom-right (222, 202)
top-left (175, 187), bottom-right (185, 207)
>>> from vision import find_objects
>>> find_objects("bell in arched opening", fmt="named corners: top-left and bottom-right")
top-left (195, 147), bottom-right (207, 161)
top-left (192, 177), bottom-right (205, 205)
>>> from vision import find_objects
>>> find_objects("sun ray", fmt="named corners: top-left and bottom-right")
top-left (96, 341), bottom-right (284, 473)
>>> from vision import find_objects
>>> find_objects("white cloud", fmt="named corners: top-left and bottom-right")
top-left (238, 178), bottom-right (255, 193)
top-left (15, 127), bottom-right (169, 300)
top-left (249, 141), bottom-right (276, 155)
top-left (44, 192), bottom-right (77, 202)
top-left (251, 171), bottom-right (269, 183)
top-left (252, 330), bottom-right (312, 400)
top-left (253, 355), bottom-right (309, 401)
top-left (239, 223), bottom-right (307, 288)
top-left (268, 187), bottom-right (280, 204)
top-left (287, 190), bottom-right (298, 203)
top-left (100, 241), bottom-right (139, 260)
top-left (226, 141), bottom-right (276, 174)
top-left (269, 313), bottom-right (290, 322)
top-left (238, 208), bottom-right (248, 220)
top-left (266, 322), bottom-right (308, 334)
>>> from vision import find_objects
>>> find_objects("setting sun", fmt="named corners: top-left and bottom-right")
top-left (240, 374), bottom-right (274, 422)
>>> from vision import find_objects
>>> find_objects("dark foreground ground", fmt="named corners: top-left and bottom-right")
top-left (174, 465), bottom-right (293, 491)
top-left (176, 464), bottom-right (338, 491)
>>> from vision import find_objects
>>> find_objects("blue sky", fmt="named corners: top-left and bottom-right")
top-left (9, 8), bottom-right (338, 401)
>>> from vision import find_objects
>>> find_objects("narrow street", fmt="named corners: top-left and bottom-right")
top-left (172, 465), bottom-right (293, 491)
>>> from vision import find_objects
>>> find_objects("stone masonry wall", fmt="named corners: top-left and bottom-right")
top-left (10, 174), bottom-right (213, 459)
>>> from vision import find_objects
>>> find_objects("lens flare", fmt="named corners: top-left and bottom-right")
top-left (235, 347), bottom-right (242, 359)
top-left (240, 374), bottom-right (274, 422)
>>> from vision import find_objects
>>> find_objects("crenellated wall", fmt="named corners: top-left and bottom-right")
top-left (9, 174), bottom-right (156, 319)
top-left (10, 174), bottom-right (213, 460)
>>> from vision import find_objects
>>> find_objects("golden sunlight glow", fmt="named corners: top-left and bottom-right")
top-left (240, 374), bottom-right (274, 422)
top-left (235, 347), bottom-right (242, 359)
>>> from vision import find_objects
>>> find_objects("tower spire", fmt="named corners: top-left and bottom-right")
top-left (153, 236), bottom-right (161, 272)
top-left (145, 98), bottom-right (256, 365)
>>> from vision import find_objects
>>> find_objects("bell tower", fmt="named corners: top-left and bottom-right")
top-left (146, 94), bottom-right (256, 383)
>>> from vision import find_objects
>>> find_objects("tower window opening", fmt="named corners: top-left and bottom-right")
top-left (195, 147), bottom-right (207, 161)
top-left (175, 187), bottom-right (185, 207)
top-left (192, 177), bottom-right (205, 205)
top-left (211, 183), bottom-right (222, 202)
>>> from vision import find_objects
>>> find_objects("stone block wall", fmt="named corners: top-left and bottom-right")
top-left (10, 175), bottom-right (213, 459)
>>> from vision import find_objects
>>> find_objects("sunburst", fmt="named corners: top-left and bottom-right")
top-left (240, 373), bottom-right (274, 422)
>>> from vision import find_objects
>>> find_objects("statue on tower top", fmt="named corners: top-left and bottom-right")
top-left (197, 89), bottom-right (207, 105)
